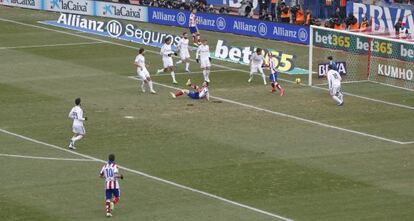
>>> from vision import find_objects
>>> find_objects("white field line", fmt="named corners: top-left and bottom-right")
top-left (0, 153), bottom-right (96, 162)
top-left (0, 128), bottom-right (293, 221)
top-left (314, 80), bottom-right (369, 86)
top-left (368, 80), bottom-right (414, 92)
top-left (312, 85), bottom-right (414, 110)
top-left (0, 41), bottom-right (104, 50)
top-left (129, 76), bottom-right (413, 145)
top-left (0, 17), bottom-right (410, 110)
top-left (152, 69), bottom-right (231, 76)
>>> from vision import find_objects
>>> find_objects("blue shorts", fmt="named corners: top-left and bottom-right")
top-left (269, 73), bottom-right (278, 82)
top-left (189, 26), bottom-right (198, 34)
top-left (187, 91), bottom-right (200, 99)
top-left (105, 189), bottom-right (120, 200)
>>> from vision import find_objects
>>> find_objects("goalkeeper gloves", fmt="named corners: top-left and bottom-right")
top-left (174, 52), bottom-right (178, 56)
top-left (196, 59), bottom-right (199, 63)
top-left (209, 57), bottom-right (211, 62)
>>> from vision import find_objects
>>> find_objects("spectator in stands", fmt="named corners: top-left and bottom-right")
top-left (259, 0), bottom-right (269, 14)
top-left (276, 2), bottom-right (284, 22)
top-left (339, 0), bottom-right (347, 19)
top-left (280, 2), bottom-right (290, 23)
top-left (270, 0), bottom-right (278, 21)
top-left (239, 0), bottom-right (254, 18)
top-left (345, 13), bottom-right (359, 31)
top-left (395, 18), bottom-right (403, 37)
top-left (333, 18), bottom-right (345, 30)
top-left (293, 5), bottom-right (305, 25)
top-left (359, 16), bottom-right (370, 32)
top-left (322, 0), bottom-right (334, 19)
top-left (305, 9), bottom-right (312, 25)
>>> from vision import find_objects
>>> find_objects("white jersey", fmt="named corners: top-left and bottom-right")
top-left (100, 162), bottom-right (120, 190)
top-left (250, 52), bottom-right (264, 67)
top-left (196, 44), bottom-right (210, 60)
top-left (68, 105), bottom-right (85, 127)
top-left (327, 69), bottom-right (342, 88)
top-left (198, 86), bottom-right (209, 99)
top-left (160, 43), bottom-right (173, 59)
top-left (135, 54), bottom-right (147, 72)
top-left (177, 38), bottom-right (189, 53)
top-left (189, 13), bottom-right (197, 27)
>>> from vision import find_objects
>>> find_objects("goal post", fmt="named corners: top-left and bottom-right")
top-left (308, 25), bottom-right (414, 90)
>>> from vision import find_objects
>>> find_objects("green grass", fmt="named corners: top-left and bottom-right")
top-left (0, 6), bottom-right (413, 221)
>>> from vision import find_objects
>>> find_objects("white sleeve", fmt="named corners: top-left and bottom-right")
top-left (100, 166), bottom-right (105, 175)
top-left (196, 46), bottom-right (200, 59)
top-left (113, 165), bottom-right (119, 174)
top-left (177, 40), bottom-right (182, 51)
top-left (77, 109), bottom-right (85, 121)
top-left (327, 72), bottom-right (332, 89)
top-left (68, 108), bottom-right (74, 119)
top-left (160, 45), bottom-right (165, 56)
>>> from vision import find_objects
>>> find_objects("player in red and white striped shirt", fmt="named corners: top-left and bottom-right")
top-left (99, 154), bottom-right (123, 217)
top-left (189, 8), bottom-right (200, 45)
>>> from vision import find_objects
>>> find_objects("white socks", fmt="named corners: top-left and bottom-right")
top-left (261, 72), bottom-right (267, 85)
top-left (176, 60), bottom-right (183, 64)
top-left (203, 70), bottom-right (210, 82)
top-left (141, 81), bottom-right (145, 92)
top-left (185, 62), bottom-right (190, 71)
top-left (148, 81), bottom-right (154, 91)
top-left (71, 135), bottom-right (83, 145)
top-left (332, 96), bottom-right (342, 104)
top-left (171, 72), bottom-right (177, 83)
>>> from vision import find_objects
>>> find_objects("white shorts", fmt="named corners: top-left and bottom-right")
top-left (138, 69), bottom-right (150, 80)
top-left (330, 85), bottom-right (342, 96)
top-left (162, 57), bottom-right (173, 68)
top-left (180, 50), bottom-right (190, 60)
top-left (250, 65), bottom-right (263, 74)
top-left (72, 125), bottom-right (86, 135)
top-left (200, 58), bottom-right (211, 69)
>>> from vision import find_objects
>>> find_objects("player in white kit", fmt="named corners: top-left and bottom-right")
top-left (134, 48), bottom-right (156, 94)
top-left (327, 65), bottom-right (344, 106)
top-left (100, 154), bottom-right (124, 217)
top-left (157, 37), bottom-right (178, 84)
top-left (196, 39), bottom-right (211, 83)
top-left (248, 48), bottom-right (267, 85)
top-left (175, 32), bottom-right (191, 72)
top-left (68, 97), bottom-right (87, 150)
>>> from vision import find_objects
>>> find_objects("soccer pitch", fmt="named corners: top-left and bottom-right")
top-left (1, 6), bottom-right (413, 221)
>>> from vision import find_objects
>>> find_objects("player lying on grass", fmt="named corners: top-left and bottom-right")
top-left (248, 48), bottom-right (267, 85)
top-left (269, 53), bottom-right (285, 96)
top-left (170, 79), bottom-right (210, 101)
top-left (100, 154), bottom-right (124, 218)
top-left (134, 48), bottom-right (156, 94)
top-left (196, 39), bottom-right (211, 83)
top-left (327, 64), bottom-right (344, 106)
top-left (68, 97), bottom-right (87, 150)
top-left (157, 37), bottom-right (178, 84)
top-left (175, 32), bottom-right (191, 72)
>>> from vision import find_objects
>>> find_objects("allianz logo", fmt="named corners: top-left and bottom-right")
top-left (103, 4), bottom-right (142, 18)
top-left (50, 0), bottom-right (88, 12)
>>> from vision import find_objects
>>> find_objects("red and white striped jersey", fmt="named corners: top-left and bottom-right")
top-left (100, 162), bottom-right (120, 190)
top-left (269, 57), bottom-right (278, 74)
top-left (189, 13), bottom-right (197, 27)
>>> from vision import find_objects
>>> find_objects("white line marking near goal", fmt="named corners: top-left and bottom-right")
top-left (369, 80), bottom-right (414, 92)
top-left (0, 17), bottom-right (410, 110)
top-left (314, 80), bottom-right (369, 86)
top-left (0, 128), bottom-right (293, 221)
top-left (0, 153), bottom-right (97, 162)
top-left (129, 76), bottom-right (412, 145)
top-left (124, 116), bottom-right (134, 119)
top-left (0, 41), bottom-right (104, 50)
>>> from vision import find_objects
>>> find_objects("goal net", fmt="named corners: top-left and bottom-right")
top-left (308, 25), bottom-right (414, 90)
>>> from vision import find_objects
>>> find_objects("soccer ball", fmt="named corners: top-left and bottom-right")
top-left (295, 78), bottom-right (301, 84)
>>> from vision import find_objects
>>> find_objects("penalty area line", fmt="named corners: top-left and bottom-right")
top-left (0, 153), bottom-right (97, 162)
top-left (0, 128), bottom-right (293, 221)
top-left (129, 76), bottom-right (411, 145)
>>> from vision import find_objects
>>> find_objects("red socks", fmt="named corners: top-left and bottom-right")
top-left (113, 197), bottom-right (120, 205)
top-left (175, 90), bottom-right (184, 97)
top-left (105, 201), bottom-right (111, 212)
